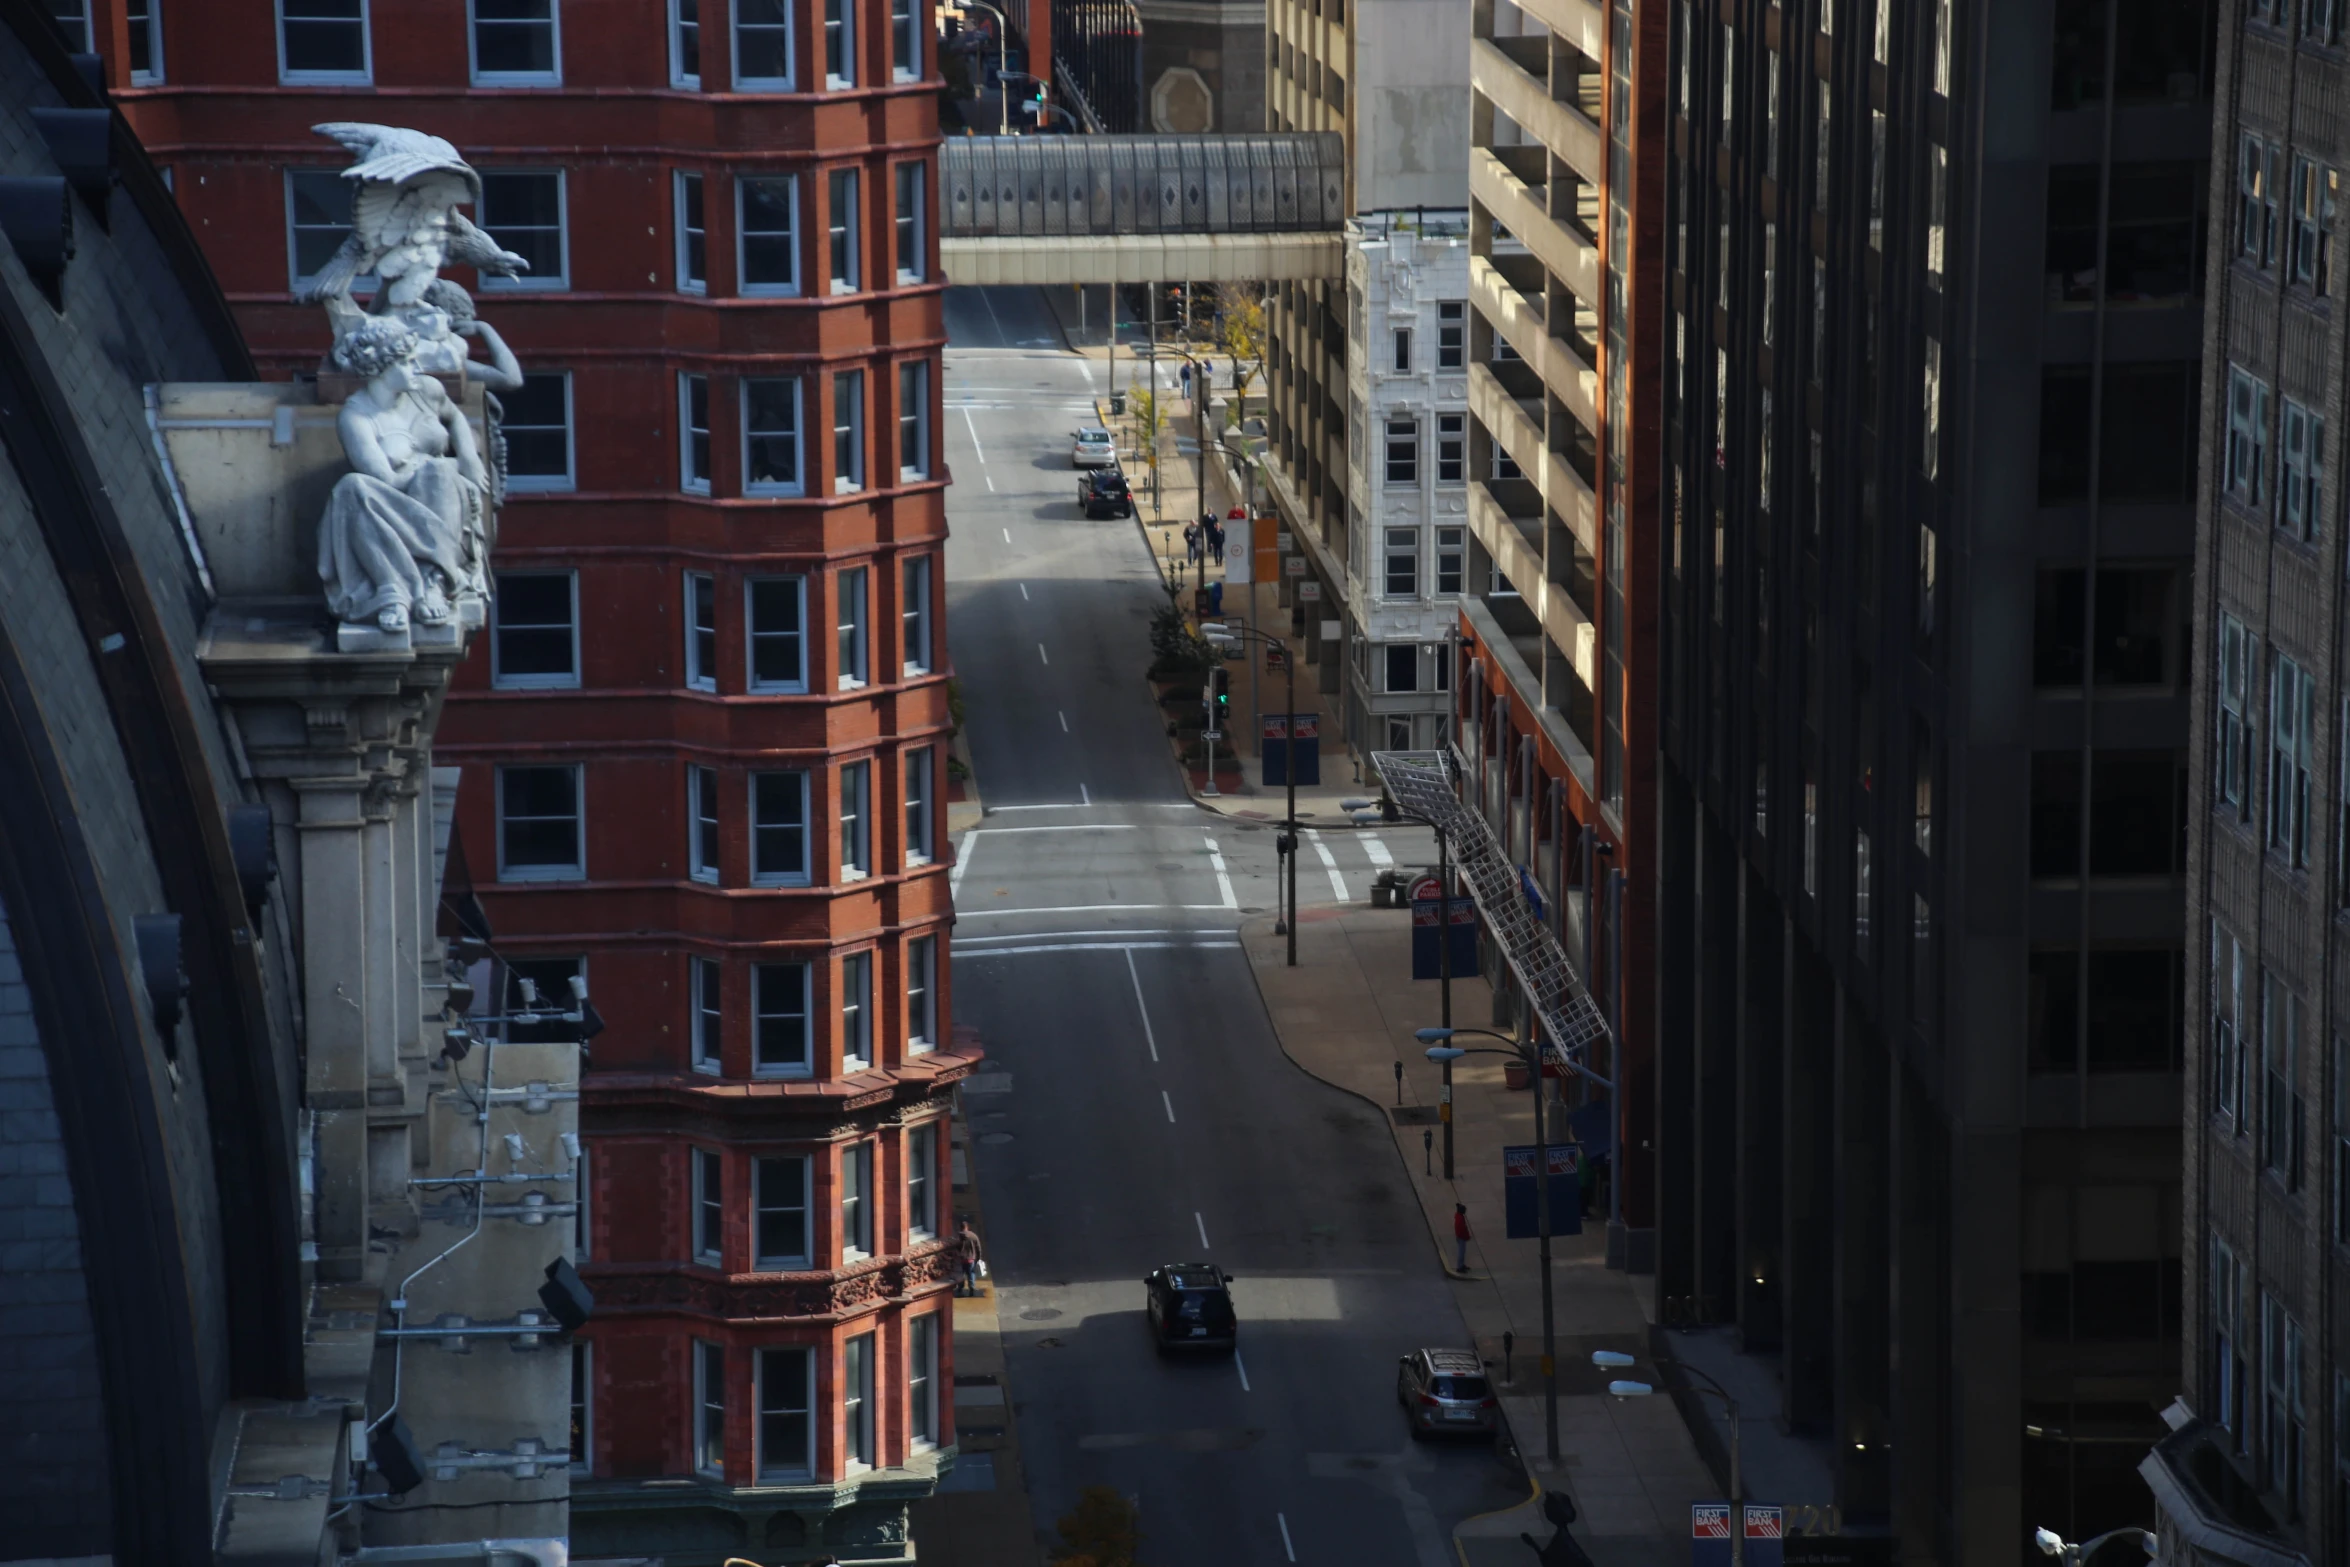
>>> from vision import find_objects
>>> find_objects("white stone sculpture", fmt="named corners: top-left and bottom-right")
top-left (316, 317), bottom-right (489, 651)
top-left (298, 123), bottom-right (530, 309)
top-left (399, 280), bottom-right (523, 392)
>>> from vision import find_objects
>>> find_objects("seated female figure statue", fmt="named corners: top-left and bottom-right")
top-left (316, 315), bottom-right (486, 635)
top-left (396, 280), bottom-right (524, 392)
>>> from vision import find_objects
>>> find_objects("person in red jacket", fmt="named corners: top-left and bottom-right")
top-left (1452, 1203), bottom-right (1473, 1274)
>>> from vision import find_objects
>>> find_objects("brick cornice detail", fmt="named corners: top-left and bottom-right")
top-left (583, 1244), bottom-right (959, 1323)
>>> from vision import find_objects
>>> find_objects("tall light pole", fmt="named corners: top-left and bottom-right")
top-left (1597, 1352), bottom-right (1742, 1566)
top-left (958, 0), bottom-right (1013, 135)
top-left (1204, 623), bottom-right (1298, 965)
top-left (1424, 1022), bottom-right (1611, 1469)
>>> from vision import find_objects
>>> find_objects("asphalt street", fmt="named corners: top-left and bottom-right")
top-left (940, 286), bottom-right (1519, 1565)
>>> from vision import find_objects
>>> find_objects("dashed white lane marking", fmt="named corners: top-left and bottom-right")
top-left (1362, 834), bottom-right (1395, 868)
top-left (1161, 1090), bottom-right (1176, 1124)
top-left (1126, 949), bottom-right (1161, 1062)
top-left (1235, 1348), bottom-right (1252, 1392)
top-left (1195, 1211), bottom-right (1210, 1248)
top-left (1278, 1514), bottom-right (1296, 1562)
top-left (1080, 782), bottom-right (1091, 805)
top-left (986, 473), bottom-right (996, 492)
top-left (1059, 711), bottom-right (1069, 732)
top-left (960, 405), bottom-right (988, 462)
top-left (1305, 829), bottom-right (1348, 902)
top-left (1020, 582), bottom-right (1030, 600)
top-left (1037, 642), bottom-right (1049, 664)
top-left (1204, 836), bottom-right (1237, 909)
top-left (1002, 527), bottom-right (1012, 543)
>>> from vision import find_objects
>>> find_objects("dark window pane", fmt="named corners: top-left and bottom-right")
top-left (2028, 949), bottom-right (2079, 1072)
top-left (2046, 167), bottom-right (2101, 304)
top-left (495, 573), bottom-right (573, 677)
top-left (2050, 0), bottom-right (2106, 109)
top-left (2033, 569), bottom-right (2086, 686)
top-left (2030, 752), bottom-right (2083, 878)
top-left (2105, 164), bottom-right (2200, 303)
top-left (2084, 949), bottom-right (2180, 1070)
top-left (479, 172), bottom-right (564, 278)
top-left (2073, 1260), bottom-right (2165, 1339)
top-left (2090, 568), bottom-right (2171, 685)
top-left (2100, 363), bottom-right (2196, 502)
top-left (2038, 366), bottom-right (2094, 502)
top-left (2087, 749), bottom-right (2185, 876)
top-left (475, 0), bottom-right (555, 75)
top-left (283, 0), bottom-right (366, 74)
top-left (2113, 0), bottom-right (2209, 106)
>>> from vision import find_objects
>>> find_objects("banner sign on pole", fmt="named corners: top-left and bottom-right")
top-left (1262, 713), bottom-right (1321, 787)
top-left (1692, 1505), bottom-right (1733, 1567)
top-left (1745, 1506), bottom-right (1785, 1567)
top-left (1410, 886), bottom-right (1478, 979)
top-left (1502, 1143), bottom-right (1581, 1237)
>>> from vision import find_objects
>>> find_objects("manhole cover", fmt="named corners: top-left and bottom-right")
top-left (980, 1132), bottom-right (1015, 1144)
top-left (1037, 1337), bottom-right (1065, 1349)
top-left (1391, 1105), bottom-right (1441, 1126)
top-left (1020, 1308), bottom-right (1063, 1321)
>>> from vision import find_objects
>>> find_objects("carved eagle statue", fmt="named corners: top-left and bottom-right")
top-left (298, 122), bottom-right (531, 307)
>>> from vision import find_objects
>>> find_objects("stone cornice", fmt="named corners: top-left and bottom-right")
top-left (582, 1243), bottom-right (959, 1323)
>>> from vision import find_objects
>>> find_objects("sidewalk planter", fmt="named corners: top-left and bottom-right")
top-left (1503, 1060), bottom-right (1532, 1091)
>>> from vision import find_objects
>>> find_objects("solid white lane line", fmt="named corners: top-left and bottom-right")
top-left (960, 405), bottom-right (988, 463)
top-left (964, 823), bottom-right (1136, 835)
top-left (1038, 642), bottom-right (1049, 664)
top-left (1161, 1090), bottom-right (1175, 1123)
top-left (1195, 1211), bottom-right (1210, 1248)
top-left (1362, 834), bottom-right (1395, 868)
top-left (950, 834), bottom-right (977, 897)
top-left (1305, 829), bottom-right (1348, 903)
top-left (1126, 949), bottom-right (1161, 1063)
top-left (1205, 836), bottom-right (1237, 910)
top-left (1020, 582), bottom-right (1030, 600)
top-left (985, 802), bottom-right (1089, 812)
top-left (1278, 1515), bottom-right (1296, 1563)
top-left (1234, 1349), bottom-right (1251, 1392)
top-left (986, 473), bottom-right (996, 492)
top-left (1059, 711), bottom-right (1069, 732)
top-left (957, 902), bottom-right (1244, 917)
top-left (965, 940), bottom-right (1239, 958)
top-left (957, 928), bottom-right (1200, 944)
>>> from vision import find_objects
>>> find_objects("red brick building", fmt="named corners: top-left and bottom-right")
top-left (98, 0), bottom-right (971, 1555)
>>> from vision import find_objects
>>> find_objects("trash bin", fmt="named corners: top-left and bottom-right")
top-left (1109, 392), bottom-right (1126, 416)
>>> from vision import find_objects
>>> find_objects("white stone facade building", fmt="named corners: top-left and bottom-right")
top-left (1343, 211), bottom-right (1472, 754)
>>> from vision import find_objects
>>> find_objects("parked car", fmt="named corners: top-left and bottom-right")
top-left (1079, 467), bottom-right (1134, 518)
top-left (1144, 1263), bottom-right (1236, 1352)
top-left (1072, 426), bottom-right (1118, 467)
top-left (1396, 1347), bottom-right (1499, 1439)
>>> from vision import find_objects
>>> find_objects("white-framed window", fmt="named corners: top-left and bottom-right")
top-left (1383, 526), bottom-right (1419, 598)
top-left (1490, 438), bottom-right (1522, 480)
top-left (732, 0), bottom-right (794, 87)
top-left (823, 0), bottom-right (854, 86)
top-left (833, 369), bottom-right (866, 493)
top-left (843, 1331), bottom-right (876, 1470)
top-left (754, 960), bottom-right (811, 1073)
top-left (1430, 643), bottom-right (1452, 692)
top-left (1436, 525), bottom-right (1466, 595)
top-left (898, 359), bottom-right (931, 477)
top-left (676, 172), bottom-right (708, 292)
top-left (2290, 156), bottom-right (2337, 294)
top-left (692, 1146), bottom-right (724, 1263)
top-left (840, 1140), bottom-right (873, 1257)
top-left (688, 764), bottom-right (721, 883)
top-left (279, 0), bottom-right (370, 83)
top-left (286, 169), bottom-right (376, 294)
top-left (573, 1142), bottom-right (591, 1259)
top-left (470, 0), bottom-right (559, 83)
top-left (2214, 922), bottom-right (2246, 1125)
top-left (1385, 644), bottom-right (1420, 694)
top-left (828, 168), bottom-right (861, 293)
top-left (2241, 134), bottom-right (2281, 268)
top-left (497, 764), bottom-right (583, 881)
top-left (1392, 328), bottom-right (1412, 373)
top-left (753, 1154), bottom-right (810, 1266)
top-left (693, 1340), bottom-right (725, 1476)
top-left (891, 0), bottom-right (920, 79)
top-left (2264, 970), bottom-right (2306, 1187)
top-left (902, 556), bottom-right (933, 673)
top-left (477, 169), bottom-right (566, 289)
top-left (680, 373), bottom-right (712, 493)
top-left (894, 163), bottom-right (926, 280)
top-left (685, 571), bottom-right (718, 691)
top-left (491, 570), bottom-right (579, 689)
top-left (2227, 365), bottom-right (2271, 510)
top-left (744, 376), bottom-right (805, 496)
top-left (756, 1346), bottom-right (813, 1480)
top-left (691, 954), bottom-right (722, 1070)
top-left (747, 575), bottom-right (808, 692)
top-left (569, 1340), bottom-right (593, 1473)
top-left (2281, 397), bottom-right (2323, 542)
top-left (906, 934), bottom-right (936, 1050)
top-left (1436, 412), bottom-right (1466, 483)
top-left (841, 952), bottom-right (872, 1070)
top-left (837, 565), bottom-right (869, 687)
top-left (907, 1311), bottom-right (939, 1450)
top-left (904, 746), bottom-right (934, 864)
top-left (126, 0), bottom-right (161, 81)
top-left (737, 174), bottom-right (800, 295)
top-left (2219, 614), bottom-right (2253, 820)
top-left (1437, 300), bottom-right (1466, 368)
top-left (49, 1), bottom-right (89, 52)
top-left (2263, 1290), bottom-right (2305, 1512)
top-left (1385, 414), bottom-right (1418, 484)
top-left (500, 372), bottom-right (575, 489)
top-left (670, 0), bottom-right (700, 85)
top-left (750, 771), bottom-right (811, 884)
top-left (840, 759), bottom-right (871, 878)
top-left (2271, 650), bottom-right (2315, 867)
top-left (2213, 1237), bottom-right (2244, 1439)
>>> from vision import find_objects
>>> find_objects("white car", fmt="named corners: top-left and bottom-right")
top-left (1072, 427), bottom-right (1117, 468)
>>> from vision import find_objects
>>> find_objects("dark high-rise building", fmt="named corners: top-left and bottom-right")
top-left (1659, 0), bottom-right (2211, 1554)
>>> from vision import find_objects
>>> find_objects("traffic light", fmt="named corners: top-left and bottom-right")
top-left (1210, 666), bottom-right (1231, 724)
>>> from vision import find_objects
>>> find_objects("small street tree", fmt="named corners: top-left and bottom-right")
top-left (1051, 1485), bottom-right (1143, 1567)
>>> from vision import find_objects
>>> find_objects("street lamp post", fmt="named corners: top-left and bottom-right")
top-left (1423, 1023), bottom-right (1613, 1470)
top-left (1349, 797), bottom-right (1455, 1178)
top-left (1204, 623), bottom-right (1299, 966)
top-left (1597, 1352), bottom-right (1743, 1566)
top-left (958, 0), bottom-right (1013, 136)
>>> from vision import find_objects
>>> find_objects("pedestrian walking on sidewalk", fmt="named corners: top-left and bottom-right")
top-left (1180, 361), bottom-right (1193, 399)
top-left (1183, 519), bottom-right (1203, 563)
top-left (1207, 517), bottom-right (1227, 564)
top-left (1452, 1203), bottom-right (1473, 1274)
top-left (955, 1220), bottom-right (985, 1296)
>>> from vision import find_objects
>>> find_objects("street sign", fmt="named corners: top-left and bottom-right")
top-left (1283, 556), bottom-right (1307, 577)
top-left (1406, 875), bottom-right (1440, 904)
top-left (1745, 1506), bottom-right (1785, 1567)
top-left (1693, 1505), bottom-right (1734, 1567)
top-left (1298, 580), bottom-right (1322, 601)
top-left (1502, 1143), bottom-right (1581, 1237)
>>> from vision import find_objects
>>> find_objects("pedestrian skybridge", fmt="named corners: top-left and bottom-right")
top-left (939, 133), bottom-right (1346, 285)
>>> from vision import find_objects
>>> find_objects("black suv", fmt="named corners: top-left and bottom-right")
top-left (1079, 467), bottom-right (1134, 518)
top-left (1144, 1263), bottom-right (1236, 1352)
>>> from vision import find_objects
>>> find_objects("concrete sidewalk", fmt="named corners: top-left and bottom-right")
top-left (1240, 904), bottom-right (1717, 1567)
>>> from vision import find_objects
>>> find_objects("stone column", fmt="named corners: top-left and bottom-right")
top-left (296, 775), bottom-right (372, 1280)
